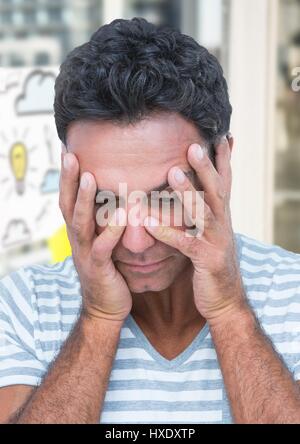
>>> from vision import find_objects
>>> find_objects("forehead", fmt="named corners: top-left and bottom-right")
top-left (66, 112), bottom-right (203, 192)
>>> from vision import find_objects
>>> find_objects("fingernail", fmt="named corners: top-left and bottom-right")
top-left (63, 154), bottom-right (72, 170)
top-left (144, 216), bottom-right (159, 227)
top-left (174, 168), bottom-right (185, 184)
top-left (194, 145), bottom-right (204, 161)
top-left (80, 173), bottom-right (90, 190)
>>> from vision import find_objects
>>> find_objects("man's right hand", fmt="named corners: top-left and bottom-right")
top-left (59, 149), bottom-right (132, 323)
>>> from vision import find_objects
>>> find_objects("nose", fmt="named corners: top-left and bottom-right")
top-left (121, 224), bottom-right (156, 253)
top-left (121, 203), bottom-right (156, 253)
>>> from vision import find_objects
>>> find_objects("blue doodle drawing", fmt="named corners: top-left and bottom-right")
top-left (40, 169), bottom-right (60, 194)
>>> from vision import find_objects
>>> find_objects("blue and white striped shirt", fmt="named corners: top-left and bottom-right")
top-left (1, 233), bottom-right (300, 423)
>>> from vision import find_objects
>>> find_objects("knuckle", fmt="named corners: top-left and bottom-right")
top-left (182, 236), bottom-right (198, 256)
top-left (90, 244), bottom-right (106, 266)
top-left (161, 227), bottom-right (173, 243)
top-left (105, 223), bottom-right (116, 237)
top-left (78, 187), bottom-right (89, 202)
top-left (58, 196), bottom-right (64, 212)
top-left (216, 184), bottom-right (226, 201)
top-left (59, 199), bottom-right (69, 224)
top-left (212, 250), bottom-right (227, 274)
top-left (71, 220), bottom-right (82, 239)
top-left (65, 226), bottom-right (74, 245)
top-left (200, 155), bottom-right (210, 169)
top-left (177, 232), bottom-right (187, 250)
top-left (189, 241), bottom-right (199, 257)
top-left (204, 209), bottom-right (214, 225)
top-left (74, 206), bottom-right (84, 221)
top-left (74, 202), bottom-right (91, 225)
top-left (61, 213), bottom-right (68, 225)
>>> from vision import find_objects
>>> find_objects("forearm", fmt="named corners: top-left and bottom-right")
top-left (210, 302), bottom-right (300, 424)
top-left (12, 313), bottom-right (123, 424)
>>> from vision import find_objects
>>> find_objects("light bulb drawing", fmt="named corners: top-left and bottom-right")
top-left (0, 67), bottom-right (61, 255)
top-left (9, 142), bottom-right (28, 195)
top-left (0, 127), bottom-right (41, 200)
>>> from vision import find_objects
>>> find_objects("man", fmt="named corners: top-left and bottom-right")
top-left (0, 17), bottom-right (300, 424)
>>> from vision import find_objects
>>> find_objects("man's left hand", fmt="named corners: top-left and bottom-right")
top-left (144, 136), bottom-right (248, 326)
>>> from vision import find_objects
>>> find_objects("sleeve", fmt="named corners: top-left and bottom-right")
top-left (283, 283), bottom-right (300, 382)
top-left (293, 363), bottom-right (300, 382)
top-left (0, 269), bottom-right (46, 388)
top-left (275, 296), bottom-right (300, 383)
top-left (292, 338), bottom-right (300, 381)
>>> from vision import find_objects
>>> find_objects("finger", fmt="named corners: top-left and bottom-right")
top-left (187, 143), bottom-right (226, 218)
top-left (72, 172), bottom-right (97, 249)
top-left (60, 144), bottom-right (67, 165)
top-left (167, 167), bottom-right (213, 231)
top-left (59, 152), bottom-right (80, 225)
top-left (91, 208), bottom-right (127, 265)
top-left (144, 216), bottom-right (201, 258)
top-left (215, 135), bottom-right (232, 198)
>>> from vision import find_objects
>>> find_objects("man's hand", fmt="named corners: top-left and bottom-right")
top-left (59, 150), bottom-right (132, 322)
top-left (144, 136), bottom-right (247, 326)
top-left (144, 137), bottom-right (300, 424)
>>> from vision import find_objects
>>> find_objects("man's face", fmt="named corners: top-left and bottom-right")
top-left (66, 112), bottom-right (209, 293)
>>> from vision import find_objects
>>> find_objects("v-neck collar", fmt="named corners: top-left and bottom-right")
top-left (125, 314), bottom-right (210, 370)
top-left (123, 233), bottom-right (243, 370)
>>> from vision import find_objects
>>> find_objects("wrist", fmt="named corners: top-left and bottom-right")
top-left (78, 310), bottom-right (124, 360)
top-left (81, 301), bottom-right (130, 323)
top-left (207, 300), bottom-right (256, 332)
top-left (80, 308), bottom-right (125, 330)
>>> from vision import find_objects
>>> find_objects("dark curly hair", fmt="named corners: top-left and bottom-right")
top-left (54, 17), bottom-right (232, 148)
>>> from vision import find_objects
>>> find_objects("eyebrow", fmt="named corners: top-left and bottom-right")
top-left (96, 170), bottom-right (195, 197)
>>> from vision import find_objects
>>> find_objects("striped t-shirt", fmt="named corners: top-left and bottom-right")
top-left (1, 232), bottom-right (300, 424)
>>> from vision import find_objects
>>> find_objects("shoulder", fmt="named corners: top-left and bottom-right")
top-left (25, 255), bottom-right (81, 300)
top-left (234, 232), bottom-right (300, 323)
top-left (235, 232), bottom-right (300, 303)
top-left (235, 232), bottom-right (300, 267)
top-left (0, 255), bottom-right (82, 339)
top-left (235, 233), bottom-right (300, 376)
top-left (0, 256), bottom-right (82, 365)
top-left (235, 232), bottom-right (300, 293)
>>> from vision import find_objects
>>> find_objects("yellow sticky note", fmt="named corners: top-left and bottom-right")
top-left (47, 225), bottom-right (72, 263)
